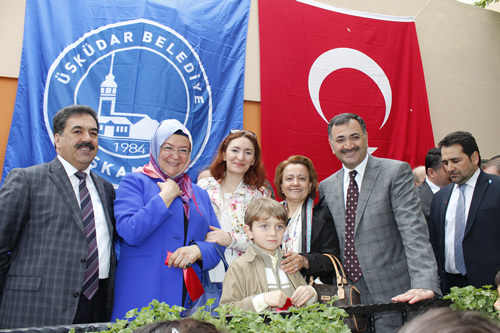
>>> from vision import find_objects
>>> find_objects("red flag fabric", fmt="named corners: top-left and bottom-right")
top-left (259, 0), bottom-right (434, 183)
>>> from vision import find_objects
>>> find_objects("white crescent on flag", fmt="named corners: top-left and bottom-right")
top-left (308, 47), bottom-right (392, 129)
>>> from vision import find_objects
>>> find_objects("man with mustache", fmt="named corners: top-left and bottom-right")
top-left (428, 131), bottom-right (500, 294)
top-left (0, 105), bottom-right (116, 329)
top-left (319, 113), bottom-right (440, 333)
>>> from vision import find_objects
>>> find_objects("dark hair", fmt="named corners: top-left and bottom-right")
top-left (495, 270), bottom-right (500, 287)
top-left (398, 307), bottom-right (500, 333)
top-left (53, 105), bottom-right (99, 137)
top-left (133, 319), bottom-right (223, 333)
top-left (274, 155), bottom-right (318, 200)
top-left (490, 155), bottom-right (500, 161)
top-left (425, 147), bottom-right (443, 175)
top-left (245, 198), bottom-right (288, 229)
top-left (327, 113), bottom-right (367, 140)
top-left (209, 131), bottom-right (266, 188)
top-left (438, 131), bottom-right (481, 162)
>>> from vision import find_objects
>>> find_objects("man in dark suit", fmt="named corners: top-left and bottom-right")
top-left (0, 105), bottom-right (116, 329)
top-left (319, 113), bottom-right (440, 332)
top-left (415, 147), bottom-right (451, 223)
top-left (429, 131), bottom-right (500, 294)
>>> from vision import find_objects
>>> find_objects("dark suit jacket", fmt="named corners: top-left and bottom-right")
top-left (300, 197), bottom-right (339, 285)
top-left (319, 155), bottom-right (440, 303)
top-left (0, 158), bottom-right (116, 329)
top-left (429, 170), bottom-right (500, 294)
top-left (415, 180), bottom-right (434, 223)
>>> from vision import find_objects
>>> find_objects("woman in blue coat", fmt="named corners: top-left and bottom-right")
top-left (111, 119), bottom-right (223, 320)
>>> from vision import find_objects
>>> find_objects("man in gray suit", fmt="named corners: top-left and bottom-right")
top-left (415, 148), bottom-right (451, 223)
top-left (319, 113), bottom-right (440, 332)
top-left (0, 105), bottom-right (115, 329)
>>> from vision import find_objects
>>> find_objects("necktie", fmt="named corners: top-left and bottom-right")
top-left (454, 184), bottom-right (467, 275)
top-left (75, 172), bottom-right (99, 300)
top-left (345, 170), bottom-right (362, 283)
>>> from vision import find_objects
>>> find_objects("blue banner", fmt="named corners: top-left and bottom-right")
top-left (2, 0), bottom-right (250, 186)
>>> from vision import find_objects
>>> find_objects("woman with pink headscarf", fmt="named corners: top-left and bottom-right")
top-left (111, 119), bottom-right (222, 320)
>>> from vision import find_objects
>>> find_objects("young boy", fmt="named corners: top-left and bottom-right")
top-left (220, 198), bottom-right (317, 312)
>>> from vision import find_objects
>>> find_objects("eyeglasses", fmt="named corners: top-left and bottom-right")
top-left (161, 145), bottom-right (191, 156)
top-left (230, 129), bottom-right (257, 139)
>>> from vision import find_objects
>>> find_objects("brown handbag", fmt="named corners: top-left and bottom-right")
top-left (310, 254), bottom-right (366, 332)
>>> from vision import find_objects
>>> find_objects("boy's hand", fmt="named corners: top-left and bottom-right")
top-left (291, 286), bottom-right (315, 307)
top-left (263, 290), bottom-right (288, 308)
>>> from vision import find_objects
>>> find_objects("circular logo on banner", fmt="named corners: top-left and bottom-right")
top-left (44, 19), bottom-right (212, 186)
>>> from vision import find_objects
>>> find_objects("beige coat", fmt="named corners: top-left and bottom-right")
top-left (220, 244), bottom-right (308, 311)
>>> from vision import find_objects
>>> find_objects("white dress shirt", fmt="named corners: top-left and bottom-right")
top-left (342, 154), bottom-right (369, 208)
top-left (426, 177), bottom-right (441, 194)
top-left (444, 168), bottom-right (480, 274)
top-left (58, 155), bottom-right (111, 278)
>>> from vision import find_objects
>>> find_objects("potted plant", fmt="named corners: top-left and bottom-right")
top-left (82, 299), bottom-right (350, 333)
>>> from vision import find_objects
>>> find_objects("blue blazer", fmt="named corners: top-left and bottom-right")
top-left (111, 172), bottom-right (222, 321)
top-left (429, 170), bottom-right (500, 293)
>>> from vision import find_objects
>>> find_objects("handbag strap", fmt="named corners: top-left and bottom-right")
top-left (323, 254), bottom-right (348, 286)
top-left (211, 242), bottom-right (229, 271)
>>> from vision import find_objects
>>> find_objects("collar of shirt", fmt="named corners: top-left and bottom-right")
top-left (269, 249), bottom-right (280, 267)
top-left (426, 177), bottom-right (441, 194)
top-left (57, 154), bottom-right (93, 179)
top-left (342, 153), bottom-right (368, 192)
top-left (453, 167), bottom-right (480, 196)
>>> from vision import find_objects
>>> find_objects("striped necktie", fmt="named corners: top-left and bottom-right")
top-left (75, 171), bottom-right (99, 300)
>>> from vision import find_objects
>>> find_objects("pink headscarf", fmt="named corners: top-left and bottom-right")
top-left (135, 119), bottom-right (200, 218)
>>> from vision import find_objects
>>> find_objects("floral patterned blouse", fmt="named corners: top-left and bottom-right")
top-left (198, 177), bottom-right (270, 254)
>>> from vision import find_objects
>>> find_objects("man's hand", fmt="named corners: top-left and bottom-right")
top-left (392, 288), bottom-right (434, 304)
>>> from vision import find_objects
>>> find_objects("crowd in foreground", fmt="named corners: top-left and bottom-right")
top-left (0, 106), bottom-right (499, 332)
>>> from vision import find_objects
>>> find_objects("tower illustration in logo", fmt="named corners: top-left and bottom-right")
top-left (97, 53), bottom-right (159, 141)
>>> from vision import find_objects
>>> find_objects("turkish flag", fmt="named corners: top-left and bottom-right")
top-left (259, 0), bottom-right (434, 184)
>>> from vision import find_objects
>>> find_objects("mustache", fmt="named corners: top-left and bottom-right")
top-left (76, 142), bottom-right (96, 150)
top-left (341, 147), bottom-right (360, 154)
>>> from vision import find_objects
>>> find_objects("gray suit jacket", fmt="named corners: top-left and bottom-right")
top-left (318, 155), bottom-right (440, 303)
top-left (415, 180), bottom-right (434, 223)
top-left (0, 158), bottom-right (116, 329)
